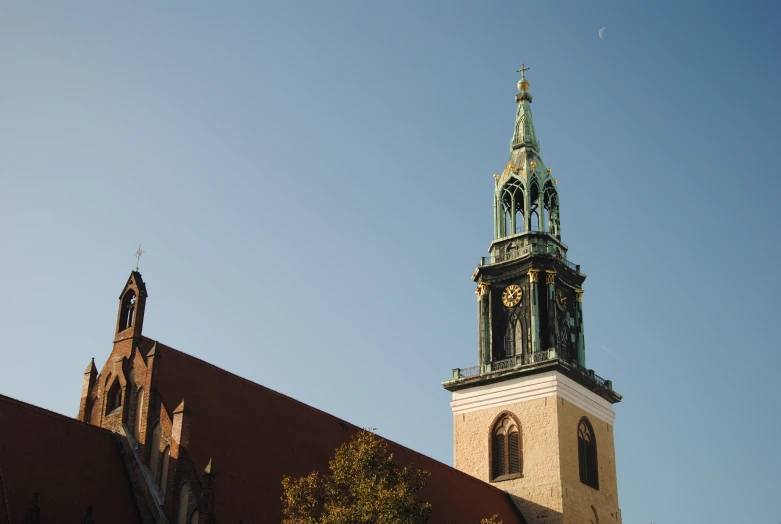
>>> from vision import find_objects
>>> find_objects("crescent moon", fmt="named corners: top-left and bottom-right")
top-left (599, 27), bottom-right (606, 39)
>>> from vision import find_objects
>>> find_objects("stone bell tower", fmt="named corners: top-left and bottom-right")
top-left (443, 66), bottom-right (622, 524)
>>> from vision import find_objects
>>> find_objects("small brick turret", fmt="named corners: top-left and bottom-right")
top-left (115, 271), bottom-right (148, 343)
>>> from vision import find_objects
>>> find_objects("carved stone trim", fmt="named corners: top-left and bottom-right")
top-left (545, 270), bottom-right (557, 285)
top-left (475, 282), bottom-right (491, 300)
top-left (575, 290), bottom-right (584, 303)
top-left (527, 269), bottom-right (540, 283)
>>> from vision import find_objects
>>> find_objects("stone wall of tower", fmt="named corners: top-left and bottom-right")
top-left (454, 396), bottom-right (564, 522)
top-left (450, 371), bottom-right (620, 524)
top-left (557, 397), bottom-right (621, 524)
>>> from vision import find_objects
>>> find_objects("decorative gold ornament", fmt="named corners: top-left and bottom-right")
top-left (502, 284), bottom-right (523, 308)
top-left (475, 282), bottom-right (491, 300)
top-left (530, 161), bottom-right (537, 169)
top-left (545, 270), bottom-right (557, 285)
top-left (547, 168), bottom-right (552, 174)
top-left (528, 269), bottom-right (540, 283)
top-left (556, 289), bottom-right (568, 311)
top-left (574, 290), bottom-right (584, 303)
top-left (493, 173), bottom-right (499, 180)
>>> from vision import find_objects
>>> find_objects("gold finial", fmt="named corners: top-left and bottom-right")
top-left (493, 173), bottom-right (499, 180)
top-left (547, 168), bottom-right (552, 174)
top-left (516, 62), bottom-right (531, 92)
top-left (530, 161), bottom-right (537, 169)
top-left (554, 179), bottom-right (559, 184)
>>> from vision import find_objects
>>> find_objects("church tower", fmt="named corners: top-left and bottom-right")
top-left (443, 67), bottom-right (622, 524)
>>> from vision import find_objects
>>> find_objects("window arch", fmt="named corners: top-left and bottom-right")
top-left (502, 310), bottom-right (524, 360)
top-left (190, 509), bottom-right (199, 524)
top-left (106, 379), bottom-right (122, 414)
top-left (149, 423), bottom-right (162, 480)
top-left (500, 305), bottom-right (529, 362)
top-left (578, 417), bottom-right (599, 489)
top-left (528, 181), bottom-right (540, 231)
top-left (134, 388), bottom-right (144, 439)
top-left (177, 483), bottom-right (190, 524)
top-left (500, 179), bottom-right (526, 236)
top-left (160, 446), bottom-right (171, 491)
top-left (589, 505), bottom-right (600, 524)
top-left (119, 291), bottom-right (136, 331)
top-left (491, 413), bottom-right (522, 481)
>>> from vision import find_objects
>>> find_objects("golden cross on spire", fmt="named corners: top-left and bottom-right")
top-left (133, 243), bottom-right (145, 271)
top-left (516, 63), bottom-right (530, 79)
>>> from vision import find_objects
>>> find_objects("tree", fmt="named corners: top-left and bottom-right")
top-left (281, 430), bottom-right (432, 524)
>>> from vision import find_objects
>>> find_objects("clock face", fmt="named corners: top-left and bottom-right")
top-left (556, 289), bottom-right (568, 311)
top-left (502, 284), bottom-right (523, 308)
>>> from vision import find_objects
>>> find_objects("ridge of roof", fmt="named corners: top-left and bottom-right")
top-left (0, 393), bottom-right (142, 524)
top-left (0, 394), bottom-right (116, 437)
top-left (139, 336), bottom-right (517, 499)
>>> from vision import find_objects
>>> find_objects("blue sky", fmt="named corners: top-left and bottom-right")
top-left (1, 2), bottom-right (780, 522)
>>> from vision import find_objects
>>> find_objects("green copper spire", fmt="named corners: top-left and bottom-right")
top-left (510, 64), bottom-right (540, 152)
top-left (493, 66), bottom-right (561, 242)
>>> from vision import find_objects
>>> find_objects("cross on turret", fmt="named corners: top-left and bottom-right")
top-left (516, 63), bottom-right (530, 79)
top-left (133, 243), bottom-right (145, 271)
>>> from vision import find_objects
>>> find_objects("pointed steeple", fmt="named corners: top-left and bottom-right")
top-left (78, 358), bottom-right (98, 423)
top-left (84, 358), bottom-right (97, 375)
top-left (494, 66), bottom-right (561, 242)
top-left (510, 64), bottom-right (540, 152)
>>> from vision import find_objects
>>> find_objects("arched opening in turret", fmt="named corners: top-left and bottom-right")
top-left (543, 182), bottom-right (560, 238)
top-left (528, 182), bottom-right (540, 231)
top-left (119, 290), bottom-right (136, 331)
top-left (500, 180), bottom-right (525, 236)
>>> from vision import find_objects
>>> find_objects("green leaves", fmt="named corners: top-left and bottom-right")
top-left (281, 430), bottom-right (432, 524)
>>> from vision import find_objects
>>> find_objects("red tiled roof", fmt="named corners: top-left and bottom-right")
top-left (0, 394), bottom-right (141, 524)
top-left (144, 337), bottom-right (526, 523)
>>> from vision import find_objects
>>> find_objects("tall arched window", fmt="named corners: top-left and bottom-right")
top-left (491, 414), bottom-right (522, 481)
top-left (502, 310), bottom-right (526, 360)
top-left (149, 423), bottom-right (162, 480)
top-left (106, 379), bottom-right (122, 414)
top-left (134, 388), bottom-right (144, 439)
top-left (578, 417), bottom-right (599, 489)
top-left (177, 483), bottom-right (190, 524)
top-left (119, 291), bottom-right (136, 331)
top-left (160, 446), bottom-right (171, 491)
top-left (190, 509), bottom-right (199, 524)
top-left (501, 179), bottom-right (525, 236)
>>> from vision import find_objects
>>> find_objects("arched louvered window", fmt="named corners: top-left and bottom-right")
top-left (491, 414), bottom-right (522, 481)
top-left (578, 417), bottom-right (599, 490)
